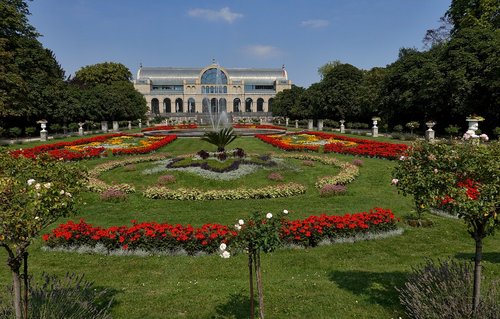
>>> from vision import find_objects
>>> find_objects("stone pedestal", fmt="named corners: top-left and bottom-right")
top-left (138, 119), bottom-right (142, 129)
top-left (40, 130), bottom-right (47, 141)
top-left (295, 120), bottom-right (299, 129)
top-left (371, 127), bottom-right (378, 137)
top-left (425, 121), bottom-right (436, 142)
top-left (101, 121), bottom-right (108, 133)
top-left (308, 119), bottom-right (314, 130)
top-left (112, 121), bottom-right (119, 132)
top-left (260, 118), bottom-right (263, 125)
top-left (318, 119), bottom-right (324, 131)
top-left (285, 118), bottom-right (289, 127)
top-left (340, 120), bottom-right (345, 133)
top-left (128, 121), bottom-right (132, 130)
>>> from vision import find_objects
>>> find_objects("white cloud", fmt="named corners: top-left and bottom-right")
top-left (300, 19), bottom-right (329, 28)
top-left (188, 7), bottom-right (243, 24)
top-left (244, 45), bottom-right (282, 58)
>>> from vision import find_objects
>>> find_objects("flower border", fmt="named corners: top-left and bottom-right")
top-left (42, 208), bottom-right (399, 255)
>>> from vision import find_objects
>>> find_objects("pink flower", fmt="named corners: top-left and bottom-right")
top-left (391, 178), bottom-right (399, 185)
top-left (480, 134), bottom-right (489, 141)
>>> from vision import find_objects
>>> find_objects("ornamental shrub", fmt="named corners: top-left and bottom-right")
top-left (158, 174), bottom-right (176, 185)
top-left (397, 259), bottom-right (499, 319)
top-left (0, 272), bottom-right (113, 319)
top-left (351, 159), bottom-right (364, 167)
top-left (267, 172), bottom-right (284, 181)
top-left (319, 184), bottom-right (347, 197)
top-left (100, 188), bottom-right (127, 202)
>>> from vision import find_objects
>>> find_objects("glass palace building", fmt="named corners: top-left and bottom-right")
top-left (133, 62), bottom-right (292, 120)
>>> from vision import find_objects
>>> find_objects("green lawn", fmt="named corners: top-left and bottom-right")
top-left (1, 136), bottom-right (499, 318)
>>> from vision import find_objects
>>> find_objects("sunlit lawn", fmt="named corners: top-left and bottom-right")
top-left (0, 135), bottom-right (498, 318)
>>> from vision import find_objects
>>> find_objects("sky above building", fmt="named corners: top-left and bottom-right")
top-left (28, 0), bottom-right (451, 88)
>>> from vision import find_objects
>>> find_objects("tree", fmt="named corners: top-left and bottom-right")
top-left (356, 67), bottom-right (388, 121)
top-left (0, 153), bottom-right (87, 319)
top-left (317, 60), bottom-right (341, 79)
top-left (201, 127), bottom-right (238, 152)
top-left (270, 85), bottom-right (305, 119)
top-left (296, 82), bottom-right (327, 119)
top-left (446, 0), bottom-right (500, 32)
top-left (320, 62), bottom-right (363, 120)
top-left (74, 62), bottom-right (132, 85)
top-left (393, 140), bottom-right (499, 315)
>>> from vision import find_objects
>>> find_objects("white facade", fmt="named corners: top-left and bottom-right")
top-left (133, 63), bottom-right (292, 118)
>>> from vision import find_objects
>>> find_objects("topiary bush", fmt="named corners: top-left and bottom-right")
top-left (397, 259), bottom-right (499, 319)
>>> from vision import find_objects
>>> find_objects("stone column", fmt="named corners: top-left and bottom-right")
top-left (317, 119), bottom-right (324, 131)
top-left (295, 120), bottom-right (299, 129)
top-left (128, 121), bottom-right (132, 130)
top-left (78, 122), bottom-right (85, 136)
top-left (425, 121), bottom-right (436, 141)
top-left (112, 121), bottom-right (119, 132)
top-left (101, 121), bottom-right (108, 133)
top-left (340, 120), bottom-right (345, 133)
top-left (308, 119), bottom-right (314, 130)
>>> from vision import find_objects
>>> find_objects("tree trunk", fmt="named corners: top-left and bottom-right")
top-left (248, 251), bottom-right (254, 319)
top-left (472, 235), bottom-right (483, 316)
top-left (12, 267), bottom-right (23, 319)
top-left (254, 251), bottom-right (265, 319)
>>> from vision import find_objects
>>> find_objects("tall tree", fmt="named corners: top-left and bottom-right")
top-left (270, 85), bottom-right (305, 119)
top-left (446, 0), bottom-right (500, 32)
top-left (74, 62), bottom-right (132, 85)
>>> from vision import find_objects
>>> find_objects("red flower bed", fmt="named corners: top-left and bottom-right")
top-left (233, 124), bottom-right (285, 130)
top-left (255, 134), bottom-right (320, 152)
top-left (111, 135), bottom-right (177, 155)
top-left (43, 208), bottom-right (398, 254)
top-left (9, 134), bottom-right (177, 160)
top-left (256, 131), bottom-right (408, 159)
top-left (319, 132), bottom-right (408, 159)
top-left (281, 207), bottom-right (397, 247)
top-left (9, 134), bottom-right (123, 160)
top-left (141, 124), bottom-right (198, 132)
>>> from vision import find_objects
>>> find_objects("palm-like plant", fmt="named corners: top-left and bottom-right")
top-left (201, 127), bottom-right (238, 152)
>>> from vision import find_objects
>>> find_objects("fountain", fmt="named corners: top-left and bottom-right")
top-left (205, 61), bottom-right (229, 131)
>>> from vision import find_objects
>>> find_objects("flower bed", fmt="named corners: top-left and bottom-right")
top-left (233, 124), bottom-right (285, 130)
top-left (141, 124), bottom-right (198, 132)
top-left (143, 182), bottom-right (306, 200)
top-left (9, 134), bottom-right (177, 160)
top-left (256, 132), bottom-right (408, 159)
top-left (42, 208), bottom-right (398, 254)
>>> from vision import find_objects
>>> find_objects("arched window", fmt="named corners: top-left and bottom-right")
top-left (188, 98), bottom-right (196, 113)
top-left (202, 98), bottom-right (210, 113)
top-left (211, 98), bottom-right (218, 113)
top-left (257, 98), bottom-right (264, 112)
top-left (201, 86), bottom-right (205, 94)
top-left (245, 98), bottom-right (253, 113)
top-left (201, 68), bottom-right (228, 84)
top-left (163, 98), bottom-right (171, 113)
top-left (151, 98), bottom-right (160, 114)
top-left (268, 98), bottom-right (274, 112)
top-left (210, 86), bottom-right (215, 94)
top-left (175, 98), bottom-right (183, 113)
top-left (219, 98), bottom-right (227, 112)
top-left (223, 86), bottom-right (227, 93)
top-left (233, 98), bottom-right (241, 113)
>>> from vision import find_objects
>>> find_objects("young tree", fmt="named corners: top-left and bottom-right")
top-left (0, 153), bottom-right (87, 319)
top-left (393, 140), bottom-right (499, 315)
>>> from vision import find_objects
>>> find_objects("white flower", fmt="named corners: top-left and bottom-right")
top-left (34, 216), bottom-right (40, 220)
top-left (219, 243), bottom-right (227, 251)
top-left (433, 168), bottom-right (438, 174)
top-left (220, 250), bottom-right (231, 259)
top-left (35, 183), bottom-right (41, 190)
top-left (43, 182), bottom-right (51, 189)
top-left (283, 209), bottom-right (289, 215)
top-left (65, 192), bottom-right (72, 197)
top-left (234, 224), bottom-right (242, 231)
top-left (399, 156), bottom-right (406, 161)
top-left (27, 179), bottom-right (36, 186)
top-left (266, 213), bottom-right (273, 219)
top-left (480, 134), bottom-right (489, 141)
top-left (391, 178), bottom-right (399, 185)
top-left (60, 190), bottom-right (65, 195)
top-left (238, 219), bottom-right (244, 225)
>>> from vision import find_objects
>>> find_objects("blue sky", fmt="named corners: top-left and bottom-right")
top-left (28, 0), bottom-right (451, 87)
